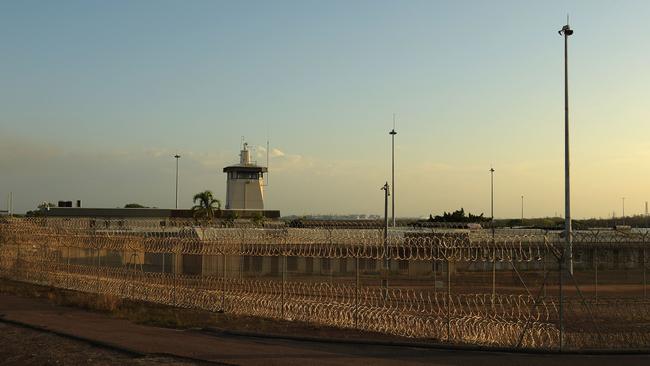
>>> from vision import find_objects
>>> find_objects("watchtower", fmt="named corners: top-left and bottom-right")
top-left (223, 143), bottom-right (267, 210)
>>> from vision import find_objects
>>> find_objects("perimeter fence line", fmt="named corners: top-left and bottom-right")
top-left (0, 217), bottom-right (649, 351)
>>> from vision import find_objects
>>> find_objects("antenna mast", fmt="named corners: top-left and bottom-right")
top-left (265, 137), bottom-right (270, 187)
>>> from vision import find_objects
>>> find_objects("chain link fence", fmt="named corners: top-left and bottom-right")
top-left (0, 217), bottom-right (648, 351)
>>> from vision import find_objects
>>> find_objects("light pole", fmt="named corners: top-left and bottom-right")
top-left (622, 197), bottom-right (626, 224)
top-left (558, 19), bottom-right (574, 352)
top-left (390, 114), bottom-right (397, 227)
top-left (489, 167), bottom-right (495, 302)
top-left (490, 168), bottom-right (495, 229)
top-left (174, 154), bottom-right (181, 209)
top-left (521, 195), bottom-right (524, 222)
top-left (559, 19), bottom-right (574, 275)
top-left (381, 182), bottom-right (390, 298)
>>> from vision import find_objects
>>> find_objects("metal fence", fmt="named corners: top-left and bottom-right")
top-left (0, 217), bottom-right (648, 351)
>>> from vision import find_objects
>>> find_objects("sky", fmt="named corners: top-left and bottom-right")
top-left (1, 0), bottom-right (649, 218)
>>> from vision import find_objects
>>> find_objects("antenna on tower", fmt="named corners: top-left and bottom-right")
top-left (265, 135), bottom-right (270, 187)
top-left (262, 126), bottom-right (270, 187)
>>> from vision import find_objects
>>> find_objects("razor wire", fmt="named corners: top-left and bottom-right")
top-left (0, 218), bottom-right (554, 262)
top-left (1, 217), bottom-right (649, 350)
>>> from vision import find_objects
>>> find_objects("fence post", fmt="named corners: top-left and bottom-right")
top-left (643, 246), bottom-right (648, 299)
top-left (433, 258), bottom-right (437, 294)
top-left (355, 255), bottom-right (359, 328)
top-left (16, 237), bottom-right (21, 280)
top-left (40, 234), bottom-right (46, 283)
top-left (558, 254), bottom-right (564, 352)
top-left (221, 249), bottom-right (226, 312)
top-left (240, 228), bottom-right (244, 280)
top-left (447, 257), bottom-right (451, 342)
top-left (67, 246), bottom-right (71, 289)
top-left (594, 246), bottom-right (598, 300)
top-left (492, 249), bottom-right (496, 306)
top-left (492, 228), bottom-right (496, 306)
top-left (543, 246), bottom-right (547, 298)
top-left (172, 251), bottom-right (177, 307)
top-left (281, 252), bottom-right (286, 319)
top-left (433, 233), bottom-right (438, 295)
top-left (96, 247), bottom-right (100, 294)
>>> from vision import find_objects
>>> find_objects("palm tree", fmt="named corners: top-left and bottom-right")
top-left (191, 190), bottom-right (221, 222)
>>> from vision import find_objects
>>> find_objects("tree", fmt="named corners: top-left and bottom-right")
top-left (428, 208), bottom-right (489, 223)
top-left (191, 190), bottom-right (221, 222)
top-left (38, 202), bottom-right (56, 209)
top-left (124, 203), bottom-right (147, 208)
top-left (251, 212), bottom-right (264, 226)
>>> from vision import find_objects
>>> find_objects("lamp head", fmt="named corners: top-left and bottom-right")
top-left (559, 24), bottom-right (573, 36)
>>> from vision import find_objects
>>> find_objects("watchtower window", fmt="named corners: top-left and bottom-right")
top-left (236, 172), bottom-right (260, 180)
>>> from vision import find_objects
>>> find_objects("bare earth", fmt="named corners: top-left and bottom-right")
top-left (0, 322), bottom-right (200, 366)
top-left (0, 289), bottom-right (649, 365)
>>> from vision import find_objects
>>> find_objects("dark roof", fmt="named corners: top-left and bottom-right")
top-left (35, 207), bottom-right (280, 219)
top-left (223, 164), bottom-right (268, 173)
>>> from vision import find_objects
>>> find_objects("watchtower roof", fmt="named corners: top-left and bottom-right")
top-left (223, 164), bottom-right (267, 173)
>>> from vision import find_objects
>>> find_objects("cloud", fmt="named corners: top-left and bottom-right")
top-left (255, 146), bottom-right (286, 158)
top-left (270, 148), bottom-right (285, 158)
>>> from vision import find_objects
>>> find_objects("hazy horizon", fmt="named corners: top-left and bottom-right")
top-left (2, 1), bottom-right (650, 219)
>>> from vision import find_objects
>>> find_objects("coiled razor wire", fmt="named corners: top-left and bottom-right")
top-left (0, 217), bottom-right (649, 350)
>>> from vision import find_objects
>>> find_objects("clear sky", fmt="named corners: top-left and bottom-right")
top-left (1, 0), bottom-right (649, 218)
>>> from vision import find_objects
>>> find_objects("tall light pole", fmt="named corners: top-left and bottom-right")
top-left (558, 18), bottom-right (574, 352)
top-left (521, 195), bottom-right (524, 222)
top-left (174, 154), bottom-right (181, 209)
top-left (622, 197), bottom-right (626, 223)
top-left (559, 19), bottom-right (574, 275)
top-left (389, 114), bottom-right (397, 228)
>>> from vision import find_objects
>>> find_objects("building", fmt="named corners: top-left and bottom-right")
top-left (32, 142), bottom-right (280, 219)
top-left (223, 143), bottom-right (267, 210)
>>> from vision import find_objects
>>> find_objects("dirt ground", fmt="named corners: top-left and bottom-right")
top-left (0, 279), bottom-right (403, 342)
top-left (1, 288), bottom-right (650, 366)
top-left (0, 322), bottom-right (202, 366)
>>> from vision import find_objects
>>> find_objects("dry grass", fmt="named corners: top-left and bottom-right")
top-left (0, 278), bottom-right (401, 341)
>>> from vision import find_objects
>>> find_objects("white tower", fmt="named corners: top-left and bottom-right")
top-left (223, 143), bottom-right (267, 210)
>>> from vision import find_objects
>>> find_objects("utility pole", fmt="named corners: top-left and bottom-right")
top-left (521, 195), bottom-right (524, 222)
top-left (621, 197), bottom-right (626, 224)
top-left (559, 18), bottom-right (574, 275)
top-left (490, 167), bottom-right (496, 302)
top-left (381, 182), bottom-right (390, 298)
top-left (7, 192), bottom-right (14, 217)
top-left (390, 114), bottom-right (397, 227)
top-left (174, 155), bottom-right (181, 209)
top-left (490, 168), bottom-right (495, 228)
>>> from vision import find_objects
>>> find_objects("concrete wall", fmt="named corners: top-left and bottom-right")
top-left (226, 178), bottom-right (265, 210)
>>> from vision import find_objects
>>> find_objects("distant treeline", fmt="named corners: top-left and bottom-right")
top-left (426, 208), bottom-right (490, 223)
top-left (494, 216), bottom-right (650, 229)
top-left (422, 208), bottom-right (650, 229)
